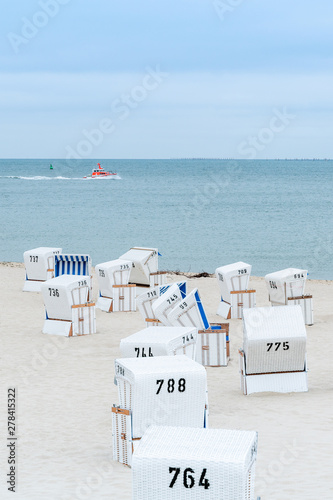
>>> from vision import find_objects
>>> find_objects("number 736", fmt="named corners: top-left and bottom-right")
top-left (267, 341), bottom-right (289, 351)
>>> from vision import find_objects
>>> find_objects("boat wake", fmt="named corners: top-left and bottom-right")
top-left (0, 175), bottom-right (122, 181)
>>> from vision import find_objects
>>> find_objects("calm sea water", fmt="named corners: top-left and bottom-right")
top-left (0, 159), bottom-right (332, 279)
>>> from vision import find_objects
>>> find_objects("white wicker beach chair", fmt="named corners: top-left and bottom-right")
top-left (265, 267), bottom-right (312, 324)
top-left (119, 247), bottom-right (159, 286)
top-left (239, 305), bottom-right (308, 394)
top-left (152, 282), bottom-right (187, 326)
top-left (265, 268), bottom-right (307, 306)
top-left (95, 258), bottom-right (134, 312)
top-left (120, 326), bottom-right (197, 360)
top-left (215, 261), bottom-right (255, 319)
top-left (112, 355), bottom-right (208, 466)
top-left (23, 247), bottom-right (62, 292)
top-left (132, 426), bottom-right (258, 500)
top-left (41, 274), bottom-right (96, 336)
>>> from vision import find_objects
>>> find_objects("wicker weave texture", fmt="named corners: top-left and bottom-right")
top-left (265, 268), bottom-right (307, 305)
top-left (167, 289), bottom-right (209, 330)
top-left (215, 262), bottom-right (252, 303)
top-left (120, 327), bottom-right (197, 360)
top-left (133, 426), bottom-right (258, 499)
top-left (115, 356), bottom-right (207, 438)
top-left (243, 306), bottom-right (306, 374)
top-left (152, 283), bottom-right (186, 326)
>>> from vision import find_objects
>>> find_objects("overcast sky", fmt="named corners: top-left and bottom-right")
top-left (1, 0), bottom-right (333, 159)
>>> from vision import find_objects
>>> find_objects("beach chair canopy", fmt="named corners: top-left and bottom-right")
top-left (215, 261), bottom-right (252, 303)
top-left (95, 258), bottom-right (132, 298)
top-left (243, 305), bottom-right (307, 375)
top-left (151, 282), bottom-right (187, 325)
top-left (24, 247), bottom-right (62, 281)
top-left (119, 247), bottom-right (158, 285)
top-left (41, 274), bottom-right (90, 321)
top-left (265, 268), bottom-right (307, 305)
top-left (120, 326), bottom-right (197, 359)
top-left (114, 355), bottom-right (207, 438)
top-left (132, 426), bottom-right (258, 500)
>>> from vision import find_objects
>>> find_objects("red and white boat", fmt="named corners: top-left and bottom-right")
top-left (83, 163), bottom-right (117, 179)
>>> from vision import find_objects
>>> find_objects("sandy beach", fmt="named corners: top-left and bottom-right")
top-left (0, 262), bottom-right (332, 499)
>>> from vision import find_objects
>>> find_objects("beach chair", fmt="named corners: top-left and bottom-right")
top-left (119, 247), bottom-right (159, 287)
top-left (41, 275), bottom-right (96, 336)
top-left (215, 261), bottom-right (256, 319)
top-left (120, 326), bottom-right (197, 360)
top-left (132, 426), bottom-right (258, 500)
top-left (95, 259), bottom-right (135, 312)
top-left (167, 288), bottom-right (230, 367)
top-left (265, 267), bottom-right (312, 325)
top-left (112, 355), bottom-right (208, 466)
top-left (151, 282), bottom-right (187, 326)
top-left (140, 281), bottom-right (186, 326)
top-left (239, 305), bottom-right (308, 395)
top-left (23, 247), bottom-right (62, 292)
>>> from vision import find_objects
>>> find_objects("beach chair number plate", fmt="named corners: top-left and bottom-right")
top-left (48, 288), bottom-right (59, 297)
top-left (167, 294), bottom-right (178, 305)
top-left (169, 467), bottom-right (210, 490)
top-left (267, 341), bottom-right (289, 351)
top-left (134, 347), bottom-right (153, 357)
top-left (156, 378), bottom-right (186, 394)
top-left (30, 255), bottom-right (38, 262)
top-left (147, 290), bottom-right (157, 298)
top-left (98, 269), bottom-right (105, 277)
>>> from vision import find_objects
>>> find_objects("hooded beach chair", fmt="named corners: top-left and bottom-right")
top-left (120, 326), bottom-right (197, 360)
top-left (23, 247), bottom-right (62, 292)
top-left (215, 261), bottom-right (256, 319)
top-left (119, 247), bottom-right (159, 287)
top-left (112, 355), bottom-right (208, 466)
top-left (239, 305), bottom-right (308, 395)
top-left (265, 267), bottom-right (313, 325)
top-left (132, 426), bottom-right (259, 500)
top-left (41, 274), bottom-right (96, 336)
top-left (95, 258), bottom-right (135, 312)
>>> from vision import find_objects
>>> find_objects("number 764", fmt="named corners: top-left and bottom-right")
top-left (267, 341), bottom-right (289, 351)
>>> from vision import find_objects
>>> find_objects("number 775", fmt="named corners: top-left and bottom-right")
top-left (267, 341), bottom-right (289, 351)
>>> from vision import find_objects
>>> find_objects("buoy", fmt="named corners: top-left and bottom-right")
top-left (50, 164), bottom-right (53, 170)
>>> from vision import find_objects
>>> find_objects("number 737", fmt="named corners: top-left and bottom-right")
top-left (267, 341), bottom-right (289, 351)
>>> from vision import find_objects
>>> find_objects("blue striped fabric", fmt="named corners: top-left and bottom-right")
top-left (194, 289), bottom-right (210, 330)
top-left (55, 254), bottom-right (91, 277)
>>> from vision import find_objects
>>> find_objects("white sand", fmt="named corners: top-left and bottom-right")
top-left (0, 263), bottom-right (332, 499)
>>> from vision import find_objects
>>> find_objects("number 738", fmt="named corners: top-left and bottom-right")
top-left (267, 341), bottom-right (289, 351)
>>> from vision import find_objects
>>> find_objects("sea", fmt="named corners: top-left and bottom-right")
top-left (0, 159), bottom-right (332, 280)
